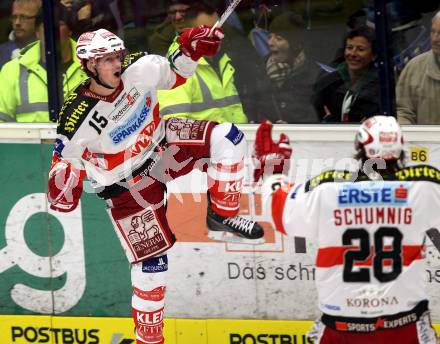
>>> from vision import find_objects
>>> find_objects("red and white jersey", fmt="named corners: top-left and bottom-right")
top-left (54, 52), bottom-right (197, 188)
top-left (269, 165), bottom-right (440, 318)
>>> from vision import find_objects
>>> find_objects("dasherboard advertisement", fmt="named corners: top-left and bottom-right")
top-left (1, 140), bottom-right (440, 324)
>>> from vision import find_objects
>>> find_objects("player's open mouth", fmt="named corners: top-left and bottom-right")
top-left (114, 71), bottom-right (121, 77)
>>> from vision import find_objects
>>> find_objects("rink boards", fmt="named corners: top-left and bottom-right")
top-left (0, 315), bottom-right (439, 344)
top-left (0, 316), bottom-right (313, 344)
top-left (0, 124), bottom-right (440, 343)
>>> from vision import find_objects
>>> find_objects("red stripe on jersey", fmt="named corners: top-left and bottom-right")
top-left (316, 245), bottom-right (423, 268)
top-left (153, 103), bottom-right (160, 122)
top-left (82, 105), bottom-right (161, 171)
top-left (133, 286), bottom-right (165, 301)
top-left (402, 245), bottom-right (424, 265)
top-left (271, 187), bottom-right (289, 235)
top-left (213, 161), bottom-right (244, 173)
top-left (127, 174), bottom-right (142, 186)
top-left (172, 72), bottom-right (186, 89)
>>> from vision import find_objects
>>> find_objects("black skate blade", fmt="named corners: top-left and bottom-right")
top-left (208, 230), bottom-right (265, 245)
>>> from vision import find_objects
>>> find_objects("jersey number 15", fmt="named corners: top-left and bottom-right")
top-left (89, 111), bottom-right (108, 135)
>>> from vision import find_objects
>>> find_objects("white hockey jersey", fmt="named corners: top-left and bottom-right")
top-left (269, 165), bottom-right (440, 318)
top-left (54, 51), bottom-right (197, 188)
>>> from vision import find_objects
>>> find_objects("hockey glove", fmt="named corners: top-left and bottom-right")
top-left (261, 174), bottom-right (292, 235)
top-left (47, 155), bottom-right (84, 213)
top-left (253, 120), bottom-right (292, 182)
top-left (178, 25), bottom-right (224, 61)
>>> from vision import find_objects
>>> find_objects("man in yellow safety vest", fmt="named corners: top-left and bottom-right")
top-left (159, 0), bottom-right (273, 124)
top-left (0, 7), bottom-right (87, 122)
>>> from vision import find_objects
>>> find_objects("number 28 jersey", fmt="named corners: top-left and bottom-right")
top-left (270, 165), bottom-right (440, 318)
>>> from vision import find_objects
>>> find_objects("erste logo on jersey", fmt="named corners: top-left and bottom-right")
top-left (109, 92), bottom-right (152, 144)
top-left (338, 183), bottom-right (409, 207)
top-left (110, 87), bottom-right (141, 122)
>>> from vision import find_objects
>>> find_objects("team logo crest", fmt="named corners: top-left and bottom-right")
top-left (115, 207), bottom-right (174, 262)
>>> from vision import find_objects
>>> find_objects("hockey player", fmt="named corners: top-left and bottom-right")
top-left (254, 117), bottom-right (439, 343)
top-left (47, 27), bottom-right (264, 344)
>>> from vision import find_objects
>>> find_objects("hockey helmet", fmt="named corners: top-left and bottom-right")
top-left (76, 29), bottom-right (126, 65)
top-left (355, 116), bottom-right (404, 160)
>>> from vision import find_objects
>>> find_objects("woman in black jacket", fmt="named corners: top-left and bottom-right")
top-left (265, 12), bottom-right (319, 123)
top-left (312, 26), bottom-right (380, 123)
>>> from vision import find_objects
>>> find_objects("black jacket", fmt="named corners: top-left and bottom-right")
top-left (266, 57), bottom-right (319, 123)
top-left (312, 62), bottom-right (380, 123)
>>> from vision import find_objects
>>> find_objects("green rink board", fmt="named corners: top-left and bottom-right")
top-left (0, 143), bottom-right (131, 316)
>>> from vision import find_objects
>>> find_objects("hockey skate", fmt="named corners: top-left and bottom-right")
top-left (206, 206), bottom-right (265, 245)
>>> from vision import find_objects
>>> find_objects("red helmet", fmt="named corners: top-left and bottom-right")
top-left (355, 116), bottom-right (404, 160)
top-left (76, 29), bottom-right (126, 66)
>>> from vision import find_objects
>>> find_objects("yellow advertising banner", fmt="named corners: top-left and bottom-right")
top-left (1, 315), bottom-right (439, 344)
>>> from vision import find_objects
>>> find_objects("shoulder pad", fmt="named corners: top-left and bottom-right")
top-left (122, 52), bottom-right (147, 72)
top-left (394, 164), bottom-right (440, 184)
top-left (305, 170), bottom-right (357, 192)
top-left (57, 85), bottom-right (99, 139)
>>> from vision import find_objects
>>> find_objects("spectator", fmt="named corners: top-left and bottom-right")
top-left (312, 26), bottom-right (380, 123)
top-left (361, 0), bottom-right (438, 73)
top-left (248, 2), bottom-right (271, 58)
top-left (396, 11), bottom-right (440, 125)
top-left (59, 0), bottom-right (120, 39)
top-left (148, 0), bottom-right (193, 56)
top-left (0, 0), bottom-right (41, 68)
top-left (0, 8), bottom-right (87, 122)
top-left (265, 12), bottom-right (318, 123)
top-left (124, 0), bottom-right (165, 28)
top-left (158, 0), bottom-right (274, 124)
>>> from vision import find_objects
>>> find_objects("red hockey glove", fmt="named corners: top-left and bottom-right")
top-left (253, 120), bottom-right (292, 182)
top-left (47, 155), bottom-right (84, 213)
top-left (178, 25), bottom-right (224, 61)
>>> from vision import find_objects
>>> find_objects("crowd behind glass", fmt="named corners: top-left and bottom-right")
top-left (0, 0), bottom-right (439, 124)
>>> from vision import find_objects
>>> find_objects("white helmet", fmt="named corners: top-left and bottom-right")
top-left (76, 29), bottom-right (126, 64)
top-left (355, 116), bottom-right (404, 160)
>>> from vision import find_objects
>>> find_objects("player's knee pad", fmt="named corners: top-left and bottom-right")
top-left (131, 254), bottom-right (168, 344)
top-left (107, 203), bottom-right (175, 264)
top-left (208, 123), bottom-right (246, 217)
top-left (210, 123), bottom-right (246, 164)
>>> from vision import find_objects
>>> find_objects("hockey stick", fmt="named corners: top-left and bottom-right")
top-left (210, 0), bottom-right (243, 33)
top-left (426, 228), bottom-right (440, 254)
